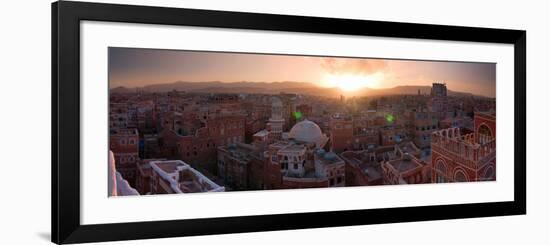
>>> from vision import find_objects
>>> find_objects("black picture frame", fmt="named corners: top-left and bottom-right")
top-left (52, 1), bottom-right (526, 244)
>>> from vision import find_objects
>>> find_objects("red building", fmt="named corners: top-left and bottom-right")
top-left (379, 125), bottom-right (409, 146)
top-left (329, 114), bottom-right (354, 153)
top-left (340, 150), bottom-right (386, 186)
top-left (295, 104), bottom-right (313, 120)
top-left (109, 102), bottom-right (129, 129)
top-left (135, 100), bottom-right (156, 135)
top-left (431, 111), bottom-right (496, 183)
top-left (428, 83), bottom-right (450, 119)
top-left (217, 143), bottom-right (265, 191)
top-left (159, 114), bottom-right (246, 174)
top-left (412, 110), bottom-right (439, 148)
top-left (474, 111), bottom-right (496, 143)
top-left (330, 113), bottom-right (383, 153)
top-left (244, 119), bottom-right (344, 190)
top-left (341, 141), bottom-right (429, 186)
top-left (109, 128), bottom-right (139, 186)
top-left (135, 158), bottom-right (166, 195)
top-left (381, 142), bottom-right (429, 185)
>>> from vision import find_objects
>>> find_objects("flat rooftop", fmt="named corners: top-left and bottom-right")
top-left (150, 160), bottom-right (224, 193)
top-left (154, 161), bottom-right (185, 174)
top-left (340, 151), bottom-right (382, 180)
top-left (222, 143), bottom-right (258, 162)
top-left (399, 142), bottom-right (420, 156)
top-left (389, 157), bottom-right (422, 172)
top-left (315, 151), bottom-right (344, 165)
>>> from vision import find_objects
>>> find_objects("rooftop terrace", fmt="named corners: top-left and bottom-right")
top-left (150, 160), bottom-right (225, 193)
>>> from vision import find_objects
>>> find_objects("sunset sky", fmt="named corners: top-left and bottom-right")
top-left (109, 47), bottom-right (496, 97)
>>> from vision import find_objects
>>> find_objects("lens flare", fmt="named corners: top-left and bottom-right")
top-left (293, 111), bottom-right (303, 120)
top-left (385, 114), bottom-right (395, 124)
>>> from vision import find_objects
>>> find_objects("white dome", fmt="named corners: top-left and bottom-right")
top-left (289, 120), bottom-right (324, 144)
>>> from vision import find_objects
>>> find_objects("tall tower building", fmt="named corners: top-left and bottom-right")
top-left (431, 82), bottom-right (448, 97)
top-left (267, 96), bottom-right (285, 141)
top-left (329, 113), bottom-right (354, 153)
top-left (429, 82), bottom-right (449, 115)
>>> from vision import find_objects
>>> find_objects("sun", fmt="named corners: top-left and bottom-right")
top-left (323, 74), bottom-right (380, 92)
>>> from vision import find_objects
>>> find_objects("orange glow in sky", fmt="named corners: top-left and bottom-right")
top-left (323, 73), bottom-right (384, 91)
top-left (109, 48), bottom-right (496, 97)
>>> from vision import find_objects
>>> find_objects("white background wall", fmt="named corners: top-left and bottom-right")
top-left (0, 0), bottom-right (547, 244)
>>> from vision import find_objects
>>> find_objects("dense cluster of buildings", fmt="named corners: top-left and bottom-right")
top-left (108, 83), bottom-right (496, 196)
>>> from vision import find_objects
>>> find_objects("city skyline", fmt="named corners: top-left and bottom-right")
top-left (109, 48), bottom-right (496, 97)
top-left (108, 47), bottom-right (497, 196)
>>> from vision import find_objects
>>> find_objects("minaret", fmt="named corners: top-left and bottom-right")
top-left (267, 96), bottom-right (285, 141)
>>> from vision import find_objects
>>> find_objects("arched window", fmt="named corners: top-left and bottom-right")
top-left (436, 160), bottom-right (447, 174)
top-left (478, 124), bottom-right (492, 137)
top-left (435, 159), bottom-right (447, 183)
top-left (454, 170), bottom-right (468, 182)
top-left (483, 166), bottom-right (495, 181)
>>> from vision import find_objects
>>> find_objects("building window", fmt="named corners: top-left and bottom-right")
top-left (483, 166), bottom-right (495, 180)
top-left (436, 160), bottom-right (447, 175)
top-left (435, 159), bottom-right (448, 183)
top-left (293, 164), bottom-right (298, 169)
top-left (281, 163), bottom-right (288, 170)
top-left (478, 124), bottom-right (492, 138)
top-left (454, 171), bottom-right (468, 182)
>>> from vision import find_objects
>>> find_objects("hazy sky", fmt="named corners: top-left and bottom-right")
top-left (109, 47), bottom-right (496, 97)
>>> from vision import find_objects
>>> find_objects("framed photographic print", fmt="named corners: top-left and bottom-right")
top-left (52, 1), bottom-right (526, 244)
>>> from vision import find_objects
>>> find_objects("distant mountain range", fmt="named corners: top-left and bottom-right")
top-left (110, 81), bottom-right (486, 98)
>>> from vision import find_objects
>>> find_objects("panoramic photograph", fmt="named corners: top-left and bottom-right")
top-left (107, 47), bottom-right (496, 197)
